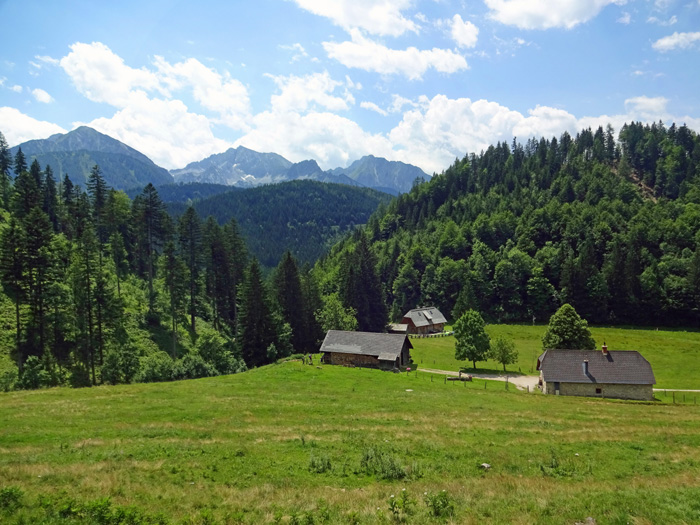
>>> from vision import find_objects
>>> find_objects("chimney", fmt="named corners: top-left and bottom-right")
top-left (583, 359), bottom-right (589, 375)
top-left (602, 342), bottom-right (608, 355)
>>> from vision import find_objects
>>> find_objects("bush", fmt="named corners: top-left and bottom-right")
top-left (196, 331), bottom-right (245, 375)
top-left (0, 486), bottom-right (23, 511)
top-left (423, 490), bottom-right (454, 518)
top-left (135, 351), bottom-right (175, 383)
top-left (360, 446), bottom-right (408, 480)
top-left (101, 344), bottom-right (140, 385)
top-left (309, 453), bottom-right (332, 474)
top-left (18, 355), bottom-right (49, 389)
top-left (178, 352), bottom-right (218, 379)
top-left (0, 358), bottom-right (18, 392)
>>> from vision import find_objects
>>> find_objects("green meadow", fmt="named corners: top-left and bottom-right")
top-left (1, 357), bottom-right (700, 524)
top-left (410, 325), bottom-right (700, 390)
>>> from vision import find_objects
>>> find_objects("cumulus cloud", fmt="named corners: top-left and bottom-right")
top-left (10, 85), bottom-right (23, 93)
top-left (292, 0), bottom-right (417, 36)
top-left (55, 41), bottom-right (255, 168)
top-left (266, 71), bottom-right (355, 113)
top-left (279, 43), bottom-right (309, 62)
top-left (32, 88), bottom-right (54, 103)
top-left (647, 15), bottom-right (677, 26)
top-left (0, 107), bottom-right (66, 146)
top-left (236, 110), bottom-right (394, 169)
top-left (652, 31), bottom-right (700, 52)
top-left (323, 30), bottom-right (468, 80)
top-left (153, 56), bottom-right (251, 130)
top-left (484, 0), bottom-right (619, 29)
top-left (450, 14), bottom-right (479, 48)
top-left (61, 42), bottom-right (163, 106)
top-left (81, 92), bottom-right (229, 169)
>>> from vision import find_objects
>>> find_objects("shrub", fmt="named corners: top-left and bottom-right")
top-left (18, 355), bottom-right (49, 389)
top-left (178, 352), bottom-right (217, 379)
top-left (360, 446), bottom-right (407, 480)
top-left (135, 351), bottom-right (175, 383)
top-left (309, 453), bottom-right (332, 474)
top-left (0, 358), bottom-right (18, 392)
top-left (0, 486), bottom-right (23, 511)
top-left (423, 490), bottom-right (454, 518)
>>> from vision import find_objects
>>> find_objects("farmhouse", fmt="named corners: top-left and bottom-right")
top-left (319, 330), bottom-right (412, 370)
top-left (401, 306), bottom-right (447, 334)
top-left (537, 344), bottom-right (656, 401)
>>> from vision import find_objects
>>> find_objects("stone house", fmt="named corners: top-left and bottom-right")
top-left (319, 330), bottom-right (412, 370)
top-left (401, 307), bottom-right (447, 334)
top-left (537, 344), bottom-right (656, 401)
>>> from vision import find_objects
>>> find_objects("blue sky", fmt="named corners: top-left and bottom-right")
top-left (1, 0), bottom-right (699, 174)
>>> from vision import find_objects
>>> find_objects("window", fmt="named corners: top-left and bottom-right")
top-left (596, 388), bottom-right (602, 394)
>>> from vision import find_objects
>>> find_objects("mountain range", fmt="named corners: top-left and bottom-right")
top-left (10, 127), bottom-right (428, 195)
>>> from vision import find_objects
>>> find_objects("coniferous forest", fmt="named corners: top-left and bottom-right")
top-left (316, 121), bottom-right (700, 328)
top-left (1, 121), bottom-right (700, 391)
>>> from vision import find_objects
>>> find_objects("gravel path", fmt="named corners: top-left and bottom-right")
top-left (418, 367), bottom-right (540, 391)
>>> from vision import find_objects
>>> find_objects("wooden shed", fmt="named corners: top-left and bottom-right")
top-left (319, 330), bottom-right (412, 370)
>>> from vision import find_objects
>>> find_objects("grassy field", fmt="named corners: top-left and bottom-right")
top-left (410, 324), bottom-right (700, 390)
top-left (1, 361), bottom-right (700, 524)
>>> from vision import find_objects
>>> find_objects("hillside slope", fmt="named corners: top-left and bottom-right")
top-left (317, 122), bottom-right (700, 327)
top-left (167, 179), bottom-right (393, 267)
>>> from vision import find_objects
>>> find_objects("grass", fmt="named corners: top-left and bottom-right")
top-left (1, 360), bottom-right (700, 523)
top-left (409, 324), bottom-right (700, 390)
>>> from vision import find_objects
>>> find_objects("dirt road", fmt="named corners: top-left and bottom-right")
top-left (418, 367), bottom-right (540, 391)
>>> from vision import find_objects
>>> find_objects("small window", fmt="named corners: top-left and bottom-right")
top-left (596, 388), bottom-right (602, 394)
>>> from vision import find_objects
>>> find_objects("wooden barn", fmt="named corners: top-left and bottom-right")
top-left (401, 307), bottom-right (447, 334)
top-left (537, 344), bottom-right (656, 401)
top-left (319, 330), bottom-right (412, 370)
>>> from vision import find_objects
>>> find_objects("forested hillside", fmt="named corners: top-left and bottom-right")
top-left (316, 122), bottom-right (700, 328)
top-left (0, 131), bottom-right (328, 391)
top-left (167, 180), bottom-right (393, 267)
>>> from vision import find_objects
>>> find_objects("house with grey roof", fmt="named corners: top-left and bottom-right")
top-left (537, 344), bottom-right (656, 400)
top-left (319, 330), bottom-right (412, 370)
top-left (401, 307), bottom-right (447, 334)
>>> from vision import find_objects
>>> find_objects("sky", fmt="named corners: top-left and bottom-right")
top-left (1, 0), bottom-right (699, 175)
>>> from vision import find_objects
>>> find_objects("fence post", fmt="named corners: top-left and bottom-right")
top-left (444, 376), bottom-right (446, 384)
top-left (673, 392), bottom-right (675, 404)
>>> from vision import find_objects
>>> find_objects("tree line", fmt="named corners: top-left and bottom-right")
top-left (0, 132), bottom-right (346, 390)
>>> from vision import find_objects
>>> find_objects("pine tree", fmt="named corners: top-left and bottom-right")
top-left (43, 165), bottom-right (59, 231)
top-left (160, 241), bottom-right (188, 357)
top-left (178, 207), bottom-right (202, 333)
top-left (14, 147), bottom-right (27, 175)
top-left (273, 251), bottom-right (304, 352)
top-left (0, 218), bottom-right (26, 367)
top-left (0, 131), bottom-right (12, 209)
top-left (238, 259), bottom-right (276, 368)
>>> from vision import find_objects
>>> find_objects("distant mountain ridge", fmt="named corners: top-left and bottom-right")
top-left (10, 126), bottom-right (173, 190)
top-left (171, 147), bottom-right (427, 195)
top-left (10, 126), bottom-right (429, 195)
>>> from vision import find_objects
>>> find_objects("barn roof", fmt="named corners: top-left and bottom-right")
top-left (320, 330), bottom-right (412, 361)
top-left (539, 349), bottom-right (655, 385)
top-left (402, 307), bottom-right (447, 328)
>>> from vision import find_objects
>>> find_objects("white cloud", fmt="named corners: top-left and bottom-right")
top-left (292, 0), bottom-right (418, 37)
top-left (617, 12), bottom-right (631, 24)
top-left (10, 85), bottom-right (23, 93)
top-left (237, 109), bottom-right (394, 169)
top-left (279, 43), bottom-right (309, 62)
top-left (34, 55), bottom-right (60, 67)
top-left (450, 14), bottom-right (479, 48)
top-left (360, 101), bottom-right (388, 116)
top-left (81, 92), bottom-right (229, 169)
top-left (647, 15), bottom-right (677, 25)
top-left (623, 95), bottom-right (668, 118)
top-left (266, 71), bottom-right (355, 113)
top-left (323, 30), bottom-right (468, 80)
top-left (56, 41), bottom-right (255, 168)
top-left (31, 88), bottom-right (54, 103)
top-left (484, 0), bottom-right (619, 29)
top-left (652, 31), bottom-right (700, 51)
top-left (61, 42), bottom-right (163, 106)
top-left (0, 107), bottom-right (66, 146)
top-left (152, 56), bottom-right (251, 130)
